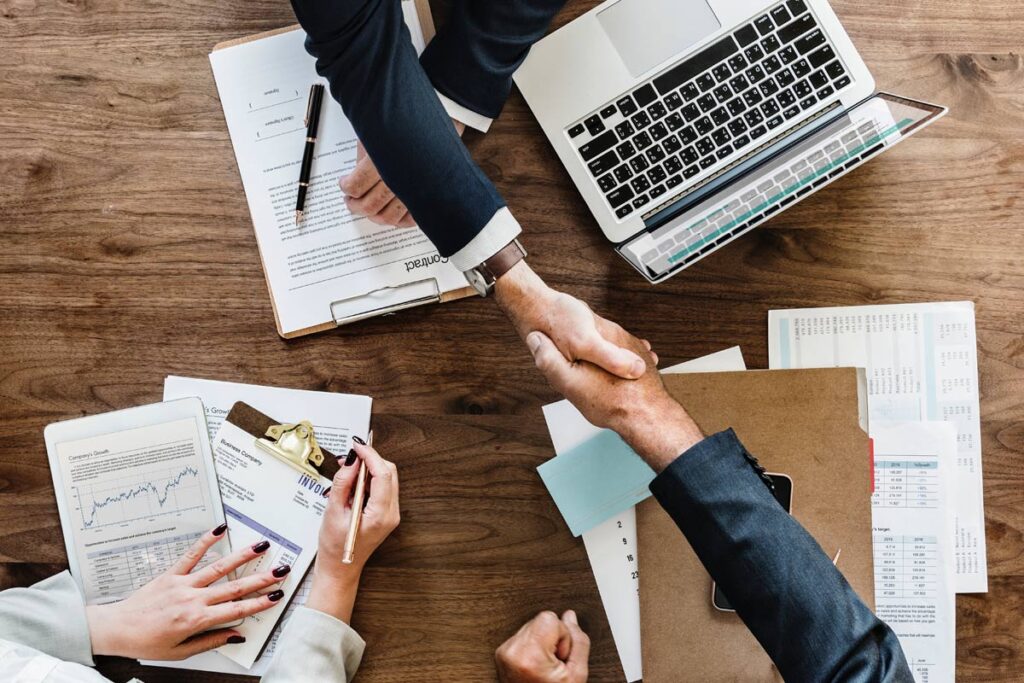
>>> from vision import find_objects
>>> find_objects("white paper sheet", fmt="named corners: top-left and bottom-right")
top-left (208, 0), bottom-right (467, 336)
top-left (872, 422), bottom-right (957, 682)
top-left (768, 301), bottom-right (986, 592)
top-left (208, 420), bottom-right (333, 668)
top-left (147, 375), bottom-right (371, 674)
top-left (541, 347), bottom-right (746, 682)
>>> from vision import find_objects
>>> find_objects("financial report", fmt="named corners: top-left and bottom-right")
top-left (44, 399), bottom-right (226, 605)
top-left (769, 301), bottom-right (987, 593)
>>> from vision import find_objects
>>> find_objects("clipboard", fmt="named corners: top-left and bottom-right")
top-left (210, 401), bottom-right (345, 668)
top-left (211, 0), bottom-right (476, 339)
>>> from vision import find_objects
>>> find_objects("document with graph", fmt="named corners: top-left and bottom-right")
top-left (44, 398), bottom-right (227, 605)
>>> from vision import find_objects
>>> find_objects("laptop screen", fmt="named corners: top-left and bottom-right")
top-left (617, 93), bottom-right (946, 282)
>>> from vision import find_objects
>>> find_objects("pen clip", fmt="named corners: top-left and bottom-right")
top-left (304, 85), bottom-right (316, 127)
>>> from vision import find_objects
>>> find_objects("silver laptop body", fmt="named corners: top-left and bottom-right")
top-left (514, 0), bottom-right (946, 282)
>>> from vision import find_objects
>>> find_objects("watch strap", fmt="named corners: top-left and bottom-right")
top-left (479, 240), bottom-right (527, 283)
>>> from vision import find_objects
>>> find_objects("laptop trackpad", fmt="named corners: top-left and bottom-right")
top-left (598, 0), bottom-right (722, 77)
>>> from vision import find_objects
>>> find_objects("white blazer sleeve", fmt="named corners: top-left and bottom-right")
top-left (260, 607), bottom-right (366, 683)
top-left (0, 571), bottom-right (94, 667)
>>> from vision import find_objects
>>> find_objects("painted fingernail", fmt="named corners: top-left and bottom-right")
top-left (252, 540), bottom-right (271, 553)
top-left (272, 565), bottom-right (291, 578)
top-left (227, 635), bottom-right (246, 644)
top-left (212, 522), bottom-right (228, 537)
top-left (344, 449), bottom-right (357, 466)
top-left (353, 435), bottom-right (366, 445)
top-left (323, 486), bottom-right (331, 497)
top-left (268, 590), bottom-right (285, 602)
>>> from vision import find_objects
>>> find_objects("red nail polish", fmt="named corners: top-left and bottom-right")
top-left (212, 523), bottom-right (228, 537)
top-left (272, 565), bottom-right (291, 578)
top-left (353, 435), bottom-right (366, 445)
top-left (252, 540), bottom-right (271, 553)
top-left (268, 589), bottom-right (284, 602)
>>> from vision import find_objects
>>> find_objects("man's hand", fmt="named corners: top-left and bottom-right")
top-left (495, 261), bottom-right (650, 380)
top-left (526, 322), bottom-right (704, 470)
top-left (340, 119), bottom-right (466, 228)
top-left (495, 610), bottom-right (590, 683)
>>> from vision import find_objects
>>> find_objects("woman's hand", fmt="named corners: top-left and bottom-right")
top-left (85, 524), bottom-right (289, 660)
top-left (305, 438), bottom-right (401, 623)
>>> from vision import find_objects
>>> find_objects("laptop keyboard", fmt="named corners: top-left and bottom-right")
top-left (567, 0), bottom-right (853, 220)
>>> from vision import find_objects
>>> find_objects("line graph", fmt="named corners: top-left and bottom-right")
top-left (74, 465), bottom-right (208, 529)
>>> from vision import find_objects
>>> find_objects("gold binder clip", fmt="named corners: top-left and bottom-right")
top-left (255, 420), bottom-right (323, 479)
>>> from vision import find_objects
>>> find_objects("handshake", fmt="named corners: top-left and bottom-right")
top-left (495, 260), bottom-right (704, 472)
top-left (489, 262), bottom-right (704, 682)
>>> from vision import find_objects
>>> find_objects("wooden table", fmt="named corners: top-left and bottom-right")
top-left (1, 1), bottom-right (1021, 680)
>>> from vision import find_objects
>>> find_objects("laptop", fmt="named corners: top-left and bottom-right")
top-left (514, 0), bottom-right (946, 282)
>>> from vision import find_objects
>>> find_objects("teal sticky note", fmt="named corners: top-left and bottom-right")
top-left (537, 429), bottom-right (656, 537)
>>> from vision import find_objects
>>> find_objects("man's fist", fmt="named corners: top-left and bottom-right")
top-left (495, 610), bottom-right (590, 683)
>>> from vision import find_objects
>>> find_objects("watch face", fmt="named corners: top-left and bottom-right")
top-left (466, 268), bottom-right (490, 296)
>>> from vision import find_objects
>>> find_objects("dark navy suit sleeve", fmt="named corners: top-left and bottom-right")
top-left (420, 0), bottom-right (566, 118)
top-left (650, 429), bottom-right (913, 682)
top-left (289, 0), bottom-right (506, 257)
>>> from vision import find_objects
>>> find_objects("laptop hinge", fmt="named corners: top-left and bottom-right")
top-left (639, 101), bottom-right (846, 230)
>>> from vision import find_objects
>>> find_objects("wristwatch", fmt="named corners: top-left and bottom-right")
top-left (465, 239), bottom-right (528, 297)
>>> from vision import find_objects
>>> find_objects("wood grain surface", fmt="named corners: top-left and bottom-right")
top-left (1, 0), bottom-right (1022, 680)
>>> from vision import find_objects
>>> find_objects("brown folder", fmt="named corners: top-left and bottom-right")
top-left (638, 368), bottom-right (872, 682)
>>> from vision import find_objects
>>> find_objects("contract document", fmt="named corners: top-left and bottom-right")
top-left (209, 0), bottom-right (470, 337)
top-left (768, 301), bottom-right (987, 593)
top-left (872, 422), bottom-right (957, 682)
top-left (541, 347), bottom-right (746, 682)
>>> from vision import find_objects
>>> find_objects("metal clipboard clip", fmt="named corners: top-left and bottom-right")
top-left (330, 277), bottom-right (441, 327)
top-left (255, 420), bottom-right (324, 479)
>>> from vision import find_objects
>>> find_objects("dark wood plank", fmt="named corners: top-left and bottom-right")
top-left (1, 0), bottom-right (1022, 680)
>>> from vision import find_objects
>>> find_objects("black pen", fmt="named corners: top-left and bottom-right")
top-left (295, 83), bottom-right (325, 225)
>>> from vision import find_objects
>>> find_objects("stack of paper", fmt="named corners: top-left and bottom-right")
top-left (144, 376), bottom-right (372, 675)
top-left (541, 347), bottom-right (746, 682)
top-left (538, 301), bottom-right (982, 683)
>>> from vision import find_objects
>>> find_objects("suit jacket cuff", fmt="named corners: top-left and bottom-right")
top-left (448, 207), bottom-right (523, 272)
top-left (0, 571), bottom-right (95, 667)
top-left (260, 606), bottom-right (365, 682)
top-left (435, 90), bottom-right (493, 133)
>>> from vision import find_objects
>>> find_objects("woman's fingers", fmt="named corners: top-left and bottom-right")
top-left (188, 539), bottom-right (272, 587)
top-left (203, 566), bottom-right (290, 605)
top-left (168, 523), bottom-right (228, 576)
top-left (172, 628), bottom-right (246, 659)
top-left (329, 451), bottom-right (361, 505)
top-left (354, 442), bottom-right (398, 518)
top-left (202, 590), bottom-right (284, 629)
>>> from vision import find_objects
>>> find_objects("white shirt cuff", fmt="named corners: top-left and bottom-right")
top-left (449, 207), bottom-right (522, 272)
top-left (435, 91), bottom-right (493, 133)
